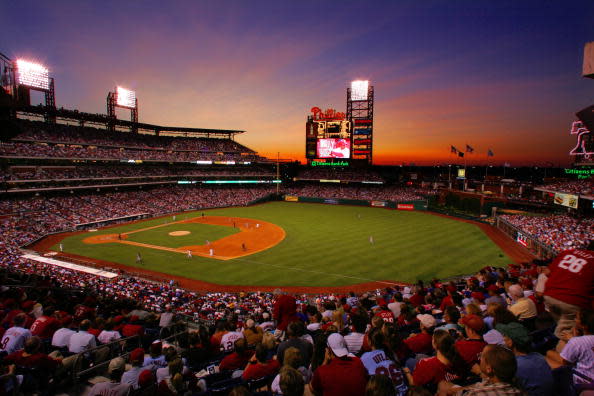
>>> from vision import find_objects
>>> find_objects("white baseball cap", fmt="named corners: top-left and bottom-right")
top-left (327, 333), bottom-right (349, 357)
top-left (417, 314), bottom-right (436, 328)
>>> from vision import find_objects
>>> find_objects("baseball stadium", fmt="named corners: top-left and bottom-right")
top-left (0, 2), bottom-right (593, 395)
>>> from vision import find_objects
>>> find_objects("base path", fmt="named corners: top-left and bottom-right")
top-left (82, 216), bottom-right (286, 260)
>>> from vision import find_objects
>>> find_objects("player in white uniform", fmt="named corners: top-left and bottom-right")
top-left (360, 329), bottom-right (407, 396)
top-left (187, 250), bottom-right (192, 259)
top-left (0, 314), bottom-right (32, 355)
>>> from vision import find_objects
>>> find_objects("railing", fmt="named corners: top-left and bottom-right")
top-left (495, 216), bottom-right (558, 259)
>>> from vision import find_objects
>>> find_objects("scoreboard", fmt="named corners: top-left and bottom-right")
top-left (306, 108), bottom-right (351, 162)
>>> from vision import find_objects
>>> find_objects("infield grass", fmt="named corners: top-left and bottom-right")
top-left (55, 202), bottom-right (511, 287)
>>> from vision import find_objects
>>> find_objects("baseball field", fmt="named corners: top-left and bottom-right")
top-left (42, 202), bottom-right (521, 291)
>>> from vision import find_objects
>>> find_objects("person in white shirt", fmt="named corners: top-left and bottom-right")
top-left (68, 319), bottom-right (97, 354)
top-left (388, 294), bottom-right (404, 318)
top-left (97, 320), bottom-right (121, 344)
top-left (51, 322), bottom-right (76, 349)
top-left (344, 314), bottom-right (367, 355)
top-left (220, 323), bottom-right (244, 352)
top-left (0, 314), bottom-right (31, 354)
top-left (159, 305), bottom-right (175, 329)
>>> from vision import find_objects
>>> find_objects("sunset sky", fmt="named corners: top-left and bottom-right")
top-left (2, 1), bottom-right (594, 166)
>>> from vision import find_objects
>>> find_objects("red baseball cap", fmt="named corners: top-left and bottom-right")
top-left (460, 314), bottom-right (485, 332)
top-left (129, 347), bottom-right (145, 363)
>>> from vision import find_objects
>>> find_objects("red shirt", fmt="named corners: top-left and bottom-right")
top-left (30, 315), bottom-right (60, 339)
top-left (4, 351), bottom-right (60, 371)
top-left (455, 339), bottom-right (486, 366)
top-left (404, 332), bottom-right (433, 355)
top-left (273, 295), bottom-right (299, 331)
top-left (439, 295), bottom-right (454, 311)
top-left (374, 310), bottom-right (395, 324)
top-left (409, 293), bottom-right (424, 307)
top-left (412, 356), bottom-right (460, 386)
top-left (544, 249), bottom-right (594, 309)
top-left (121, 324), bottom-right (144, 337)
top-left (311, 356), bottom-right (368, 396)
top-left (242, 359), bottom-right (280, 381)
top-left (219, 351), bottom-right (252, 371)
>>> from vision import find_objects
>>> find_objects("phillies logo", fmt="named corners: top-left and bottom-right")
top-left (311, 107), bottom-right (346, 121)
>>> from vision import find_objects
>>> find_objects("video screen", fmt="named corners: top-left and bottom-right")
top-left (317, 138), bottom-right (351, 158)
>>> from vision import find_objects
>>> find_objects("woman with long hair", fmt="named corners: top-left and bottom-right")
top-left (402, 330), bottom-right (468, 394)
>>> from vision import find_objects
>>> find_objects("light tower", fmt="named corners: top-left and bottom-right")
top-left (107, 86), bottom-right (138, 132)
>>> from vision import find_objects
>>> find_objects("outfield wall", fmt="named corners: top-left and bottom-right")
top-left (283, 195), bottom-right (428, 210)
top-left (495, 216), bottom-right (557, 259)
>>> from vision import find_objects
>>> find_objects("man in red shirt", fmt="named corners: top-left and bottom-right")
top-left (30, 307), bottom-right (60, 341)
top-left (273, 289), bottom-right (299, 339)
top-left (456, 314), bottom-right (487, 367)
top-left (121, 316), bottom-right (144, 338)
top-left (543, 243), bottom-right (594, 337)
top-left (404, 314), bottom-right (436, 356)
top-left (373, 299), bottom-right (395, 324)
top-left (242, 343), bottom-right (280, 381)
top-left (310, 333), bottom-right (368, 396)
top-left (219, 338), bottom-right (252, 372)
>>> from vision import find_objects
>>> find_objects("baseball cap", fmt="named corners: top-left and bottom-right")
top-left (129, 347), bottom-right (145, 363)
top-left (487, 284), bottom-right (499, 292)
top-left (138, 369), bottom-right (154, 387)
top-left (483, 330), bottom-right (505, 345)
top-left (496, 322), bottom-right (531, 346)
top-left (107, 357), bottom-right (125, 374)
top-left (416, 314), bottom-right (436, 328)
top-left (459, 314), bottom-right (485, 332)
top-left (327, 333), bottom-right (349, 357)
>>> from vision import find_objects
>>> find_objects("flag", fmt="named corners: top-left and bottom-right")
top-left (458, 152), bottom-right (465, 158)
top-left (466, 144), bottom-right (474, 153)
top-left (451, 145), bottom-right (458, 154)
top-left (487, 149), bottom-right (494, 157)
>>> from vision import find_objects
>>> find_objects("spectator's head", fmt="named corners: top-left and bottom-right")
top-left (496, 322), bottom-right (531, 353)
top-left (138, 369), bottom-right (154, 389)
top-left (326, 333), bottom-right (349, 358)
top-left (433, 329), bottom-right (466, 374)
top-left (365, 374), bottom-right (396, 396)
top-left (417, 314), bottom-right (436, 332)
top-left (129, 347), bottom-right (145, 366)
top-left (229, 386), bottom-right (251, 396)
top-left (443, 306), bottom-right (461, 324)
top-left (578, 309), bottom-right (594, 334)
top-left (283, 346), bottom-right (302, 369)
top-left (23, 336), bottom-right (41, 354)
top-left (369, 328), bottom-right (385, 351)
top-left (79, 319), bottom-right (91, 331)
top-left (479, 344), bottom-right (517, 384)
top-left (149, 341), bottom-right (162, 357)
top-left (107, 357), bottom-right (125, 380)
top-left (279, 367), bottom-right (304, 396)
top-left (234, 337), bottom-right (247, 354)
top-left (351, 313), bottom-right (367, 333)
top-left (13, 313), bottom-right (26, 328)
top-left (287, 321), bottom-right (305, 338)
top-left (460, 314), bottom-right (486, 337)
top-left (465, 303), bottom-right (482, 316)
top-left (254, 343), bottom-right (268, 363)
top-left (508, 284), bottom-right (524, 300)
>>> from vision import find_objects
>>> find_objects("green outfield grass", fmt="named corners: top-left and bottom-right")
top-left (54, 202), bottom-right (511, 287)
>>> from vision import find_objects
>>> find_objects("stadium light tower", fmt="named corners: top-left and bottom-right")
top-left (107, 86), bottom-right (138, 132)
top-left (347, 80), bottom-right (374, 165)
top-left (12, 59), bottom-right (56, 123)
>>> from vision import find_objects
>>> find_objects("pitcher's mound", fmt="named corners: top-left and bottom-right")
top-left (169, 231), bottom-right (190, 236)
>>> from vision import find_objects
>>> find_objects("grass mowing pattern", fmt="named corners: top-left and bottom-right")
top-left (56, 202), bottom-right (510, 287)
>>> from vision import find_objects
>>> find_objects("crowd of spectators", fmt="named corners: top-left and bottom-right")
top-left (0, 238), bottom-right (591, 395)
top-left (283, 184), bottom-right (433, 202)
top-left (537, 180), bottom-right (594, 196)
top-left (296, 168), bottom-right (384, 182)
top-left (2, 165), bottom-right (275, 182)
top-left (500, 214), bottom-right (593, 251)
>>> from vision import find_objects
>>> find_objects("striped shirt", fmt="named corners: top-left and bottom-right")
top-left (560, 335), bottom-right (594, 384)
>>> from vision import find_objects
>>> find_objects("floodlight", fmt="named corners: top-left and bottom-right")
top-left (116, 86), bottom-right (136, 108)
top-left (16, 59), bottom-right (50, 90)
top-left (351, 80), bottom-right (369, 101)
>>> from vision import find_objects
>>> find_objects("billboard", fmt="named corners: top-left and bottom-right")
top-left (554, 192), bottom-right (579, 209)
top-left (116, 86), bottom-right (136, 108)
top-left (351, 80), bottom-right (369, 100)
top-left (16, 59), bottom-right (49, 90)
top-left (317, 138), bottom-right (351, 158)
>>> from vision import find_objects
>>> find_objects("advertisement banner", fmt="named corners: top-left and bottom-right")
top-left (284, 195), bottom-right (299, 202)
top-left (554, 192), bottom-right (578, 209)
top-left (371, 201), bottom-right (387, 207)
top-left (397, 204), bottom-right (414, 211)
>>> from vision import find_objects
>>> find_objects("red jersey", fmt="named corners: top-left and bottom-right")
top-left (219, 351), bottom-right (252, 371)
top-left (455, 339), bottom-right (486, 366)
top-left (412, 356), bottom-right (460, 386)
top-left (273, 295), bottom-right (299, 331)
top-left (544, 249), bottom-right (594, 309)
top-left (121, 323), bottom-right (144, 337)
top-left (375, 309), bottom-right (395, 323)
top-left (311, 356), bottom-right (368, 396)
top-left (4, 351), bottom-right (60, 371)
top-left (30, 315), bottom-right (60, 339)
top-left (404, 332), bottom-right (433, 355)
top-left (242, 359), bottom-right (280, 381)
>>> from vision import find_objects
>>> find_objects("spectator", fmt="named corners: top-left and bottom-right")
top-left (67, 319), bottom-right (97, 354)
top-left (507, 284), bottom-right (537, 321)
top-left (121, 347), bottom-right (147, 389)
top-left (0, 313), bottom-right (32, 355)
top-left (219, 338), bottom-right (252, 372)
top-left (455, 314), bottom-right (487, 367)
top-left (279, 367), bottom-right (305, 396)
top-left (497, 322), bottom-right (553, 396)
top-left (242, 343), bottom-right (280, 381)
top-left (361, 329), bottom-right (407, 395)
top-left (273, 289), bottom-right (299, 339)
top-left (88, 357), bottom-right (132, 396)
top-left (309, 333), bottom-right (368, 396)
